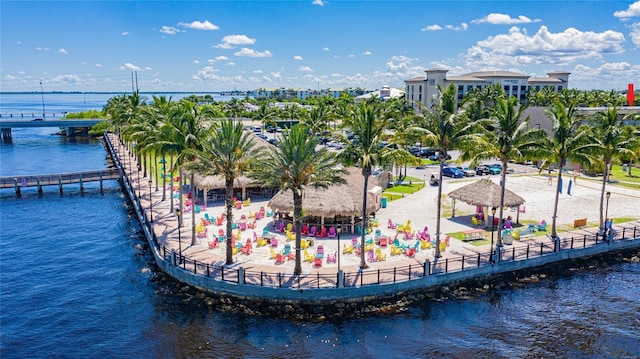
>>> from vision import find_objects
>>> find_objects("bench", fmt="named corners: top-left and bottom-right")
top-left (518, 228), bottom-right (535, 238)
top-left (574, 218), bottom-right (587, 228)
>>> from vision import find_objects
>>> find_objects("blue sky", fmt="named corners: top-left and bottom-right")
top-left (1, 0), bottom-right (639, 93)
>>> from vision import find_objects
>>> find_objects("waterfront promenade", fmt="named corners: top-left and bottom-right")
top-left (106, 133), bottom-right (640, 302)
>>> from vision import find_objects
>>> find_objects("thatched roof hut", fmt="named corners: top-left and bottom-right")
top-left (447, 178), bottom-right (525, 208)
top-left (268, 167), bottom-right (381, 218)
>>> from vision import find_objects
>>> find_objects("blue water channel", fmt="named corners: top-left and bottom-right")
top-left (1, 95), bottom-right (639, 358)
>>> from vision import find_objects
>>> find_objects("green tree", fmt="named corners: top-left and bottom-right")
top-left (463, 96), bottom-right (546, 254)
top-left (253, 125), bottom-right (345, 274)
top-left (543, 101), bottom-right (597, 246)
top-left (413, 84), bottom-right (476, 258)
top-left (592, 107), bottom-right (639, 233)
top-left (341, 102), bottom-right (387, 268)
top-left (184, 119), bottom-right (259, 265)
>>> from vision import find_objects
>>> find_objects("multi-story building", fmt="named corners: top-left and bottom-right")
top-left (404, 68), bottom-right (570, 110)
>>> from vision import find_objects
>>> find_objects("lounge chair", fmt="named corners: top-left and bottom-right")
top-left (326, 251), bottom-right (337, 263)
top-left (328, 227), bottom-right (336, 238)
top-left (313, 257), bottom-right (322, 267)
top-left (308, 226), bottom-right (317, 237)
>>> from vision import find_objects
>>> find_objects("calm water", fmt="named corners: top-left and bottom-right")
top-left (1, 95), bottom-right (639, 358)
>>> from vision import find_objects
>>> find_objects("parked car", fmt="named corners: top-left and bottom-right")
top-left (267, 138), bottom-right (278, 146)
top-left (457, 166), bottom-right (476, 177)
top-left (418, 148), bottom-right (436, 158)
top-left (475, 165), bottom-right (491, 175)
top-left (265, 126), bottom-right (276, 133)
top-left (256, 133), bottom-right (268, 140)
top-left (488, 163), bottom-right (502, 175)
top-left (429, 152), bottom-right (452, 161)
top-left (442, 167), bottom-right (464, 178)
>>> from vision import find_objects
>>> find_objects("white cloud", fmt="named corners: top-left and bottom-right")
top-left (52, 74), bottom-right (82, 83)
top-left (193, 60), bottom-right (200, 64)
top-left (422, 24), bottom-right (443, 31)
top-left (192, 66), bottom-right (220, 81)
top-left (35, 47), bottom-right (49, 51)
top-left (323, 47), bottom-right (330, 51)
top-left (630, 22), bottom-right (640, 47)
top-left (572, 62), bottom-right (640, 89)
top-left (614, 1), bottom-right (640, 18)
top-left (234, 48), bottom-right (272, 57)
top-left (160, 26), bottom-right (180, 35)
top-left (58, 48), bottom-right (68, 55)
top-left (348, 54), bottom-right (356, 58)
top-left (472, 13), bottom-right (542, 25)
top-left (253, 70), bottom-right (263, 74)
top-left (226, 62), bottom-right (235, 66)
top-left (215, 56), bottom-right (229, 61)
top-left (362, 51), bottom-right (372, 55)
top-left (95, 64), bottom-right (102, 68)
top-left (119, 63), bottom-right (141, 71)
top-left (271, 70), bottom-right (282, 79)
top-left (312, 0), bottom-right (326, 6)
top-left (121, 32), bottom-right (129, 36)
top-left (298, 66), bottom-right (313, 72)
top-left (423, 23), bottom-right (467, 31)
top-left (214, 34), bottom-right (256, 49)
top-left (465, 25), bottom-right (625, 67)
top-left (294, 55), bottom-right (304, 60)
top-left (178, 20), bottom-right (220, 30)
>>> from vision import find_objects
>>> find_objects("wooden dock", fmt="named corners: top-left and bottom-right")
top-left (0, 169), bottom-right (121, 195)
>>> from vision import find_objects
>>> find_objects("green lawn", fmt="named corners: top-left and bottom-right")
top-left (608, 165), bottom-right (640, 189)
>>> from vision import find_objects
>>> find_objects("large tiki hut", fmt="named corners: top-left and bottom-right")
top-left (267, 167), bottom-right (384, 234)
top-left (447, 178), bottom-right (526, 227)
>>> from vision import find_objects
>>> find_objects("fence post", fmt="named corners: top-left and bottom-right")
top-left (239, 267), bottom-right (245, 284)
top-left (193, 261), bottom-right (197, 274)
top-left (571, 237), bottom-right (574, 249)
top-left (583, 234), bottom-right (587, 248)
top-left (526, 244), bottom-right (529, 259)
top-left (393, 267), bottom-right (396, 283)
top-left (424, 260), bottom-right (429, 276)
top-left (445, 258), bottom-right (448, 273)
top-left (512, 246), bottom-right (515, 260)
top-left (206, 263), bottom-right (210, 277)
top-left (409, 264), bottom-right (412, 281)
top-left (461, 255), bottom-right (465, 271)
top-left (377, 269), bottom-right (380, 284)
top-left (477, 253), bottom-right (480, 268)
top-left (260, 272), bottom-right (263, 287)
top-left (540, 242), bottom-right (543, 256)
top-left (317, 273), bottom-right (320, 288)
top-left (622, 227), bottom-right (626, 239)
top-left (222, 266), bottom-right (225, 281)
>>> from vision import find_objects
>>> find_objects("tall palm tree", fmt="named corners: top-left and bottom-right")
top-left (413, 84), bottom-right (476, 258)
top-left (543, 101), bottom-right (597, 247)
top-left (462, 96), bottom-right (546, 252)
top-left (184, 119), bottom-right (258, 265)
top-left (253, 124), bottom-right (345, 274)
top-left (592, 107), bottom-right (639, 233)
top-left (252, 100), bottom-right (277, 137)
top-left (162, 100), bottom-right (210, 244)
top-left (342, 102), bottom-right (387, 269)
top-left (223, 98), bottom-right (244, 124)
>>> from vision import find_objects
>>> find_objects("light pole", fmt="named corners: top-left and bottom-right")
top-left (490, 207), bottom-right (496, 263)
top-left (148, 180), bottom-right (153, 223)
top-left (337, 226), bottom-right (342, 272)
top-left (176, 208), bottom-right (182, 263)
top-left (605, 191), bottom-right (611, 237)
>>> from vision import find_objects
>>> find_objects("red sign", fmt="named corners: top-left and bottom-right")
top-left (628, 84), bottom-right (635, 106)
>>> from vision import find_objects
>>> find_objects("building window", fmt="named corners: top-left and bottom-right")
top-left (504, 85), bottom-right (510, 93)
top-left (458, 85), bottom-right (464, 91)
top-left (535, 86), bottom-right (540, 91)
top-left (467, 85), bottom-right (473, 92)
top-left (419, 85), bottom-right (422, 93)
top-left (512, 85), bottom-right (518, 92)
top-left (558, 86), bottom-right (563, 91)
top-left (458, 94), bottom-right (464, 100)
top-left (429, 79), bottom-right (435, 85)
top-left (521, 85), bottom-right (527, 91)
top-left (419, 94), bottom-right (422, 101)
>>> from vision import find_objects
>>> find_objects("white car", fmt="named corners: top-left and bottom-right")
top-left (457, 166), bottom-right (476, 177)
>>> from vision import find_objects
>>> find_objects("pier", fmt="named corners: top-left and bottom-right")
top-left (0, 119), bottom-right (107, 143)
top-left (102, 132), bottom-right (640, 307)
top-left (0, 169), bottom-right (121, 196)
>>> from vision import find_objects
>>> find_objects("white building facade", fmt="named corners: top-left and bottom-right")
top-left (405, 68), bottom-right (570, 110)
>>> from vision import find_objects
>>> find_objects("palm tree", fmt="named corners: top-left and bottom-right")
top-left (223, 98), bottom-right (244, 124)
top-left (543, 101), bottom-right (598, 248)
top-left (413, 84), bottom-right (476, 258)
top-left (253, 124), bottom-right (345, 274)
top-left (184, 119), bottom-right (259, 265)
top-left (462, 96), bottom-right (546, 253)
top-left (592, 107), bottom-right (639, 233)
top-left (342, 102), bottom-right (387, 268)
top-left (162, 100), bottom-right (210, 244)
top-left (252, 100), bottom-right (277, 137)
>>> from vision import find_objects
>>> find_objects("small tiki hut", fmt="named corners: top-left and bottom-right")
top-left (267, 167), bottom-right (383, 234)
top-left (447, 178), bottom-right (526, 227)
top-left (188, 131), bottom-right (277, 203)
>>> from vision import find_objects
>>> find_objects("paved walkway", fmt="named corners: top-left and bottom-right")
top-left (110, 133), bottom-right (640, 288)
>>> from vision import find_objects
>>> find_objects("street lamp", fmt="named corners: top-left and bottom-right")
top-left (148, 180), bottom-right (153, 223)
top-left (605, 191), bottom-right (611, 237)
top-left (176, 208), bottom-right (182, 263)
top-left (490, 207), bottom-right (497, 263)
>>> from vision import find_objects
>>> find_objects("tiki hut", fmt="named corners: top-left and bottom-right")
top-left (188, 131), bottom-right (276, 202)
top-left (447, 178), bottom-right (526, 226)
top-left (267, 167), bottom-right (384, 234)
